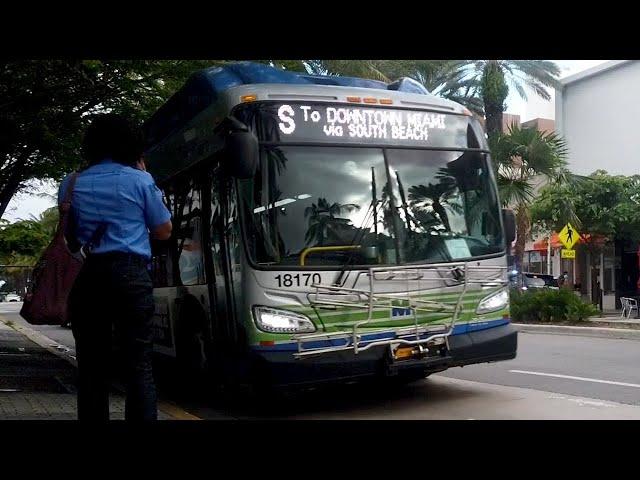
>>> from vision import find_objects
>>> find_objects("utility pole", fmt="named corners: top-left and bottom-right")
top-left (547, 231), bottom-right (552, 275)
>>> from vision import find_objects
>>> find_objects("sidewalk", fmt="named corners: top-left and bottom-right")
top-left (0, 320), bottom-right (198, 420)
top-left (588, 317), bottom-right (640, 325)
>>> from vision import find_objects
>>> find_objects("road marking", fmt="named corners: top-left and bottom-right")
top-left (510, 370), bottom-right (640, 389)
top-left (547, 394), bottom-right (617, 408)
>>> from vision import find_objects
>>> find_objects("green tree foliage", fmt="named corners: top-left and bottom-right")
top-left (0, 205), bottom-right (60, 265)
top-left (0, 219), bottom-right (49, 259)
top-left (0, 59), bottom-right (235, 219)
top-left (0, 218), bottom-right (49, 266)
top-left (531, 170), bottom-right (640, 243)
top-left (510, 288), bottom-right (598, 323)
top-left (0, 205), bottom-right (60, 295)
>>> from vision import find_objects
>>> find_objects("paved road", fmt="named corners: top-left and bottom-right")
top-left (3, 302), bottom-right (640, 419)
top-left (440, 331), bottom-right (640, 406)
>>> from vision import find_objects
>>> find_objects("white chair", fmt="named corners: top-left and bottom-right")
top-left (620, 297), bottom-right (629, 318)
top-left (626, 298), bottom-right (638, 319)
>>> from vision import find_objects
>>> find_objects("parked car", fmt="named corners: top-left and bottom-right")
top-left (526, 273), bottom-right (559, 290)
top-left (510, 273), bottom-right (559, 291)
top-left (4, 293), bottom-right (22, 302)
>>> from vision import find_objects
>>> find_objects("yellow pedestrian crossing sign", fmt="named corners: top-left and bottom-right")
top-left (558, 223), bottom-right (580, 249)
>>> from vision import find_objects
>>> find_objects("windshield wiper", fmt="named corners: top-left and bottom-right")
top-left (333, 198), bottom-right (387, 286)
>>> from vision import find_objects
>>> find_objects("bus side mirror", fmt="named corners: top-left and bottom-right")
top-left (502, 208), bottom-right (516, 245)
top-left (221, 117), bottom-right (259, 179)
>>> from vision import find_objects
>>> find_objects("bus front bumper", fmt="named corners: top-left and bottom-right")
top-left (250, 322), bottom-right (517, 387)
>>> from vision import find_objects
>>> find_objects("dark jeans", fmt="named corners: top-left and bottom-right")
top-left (68, 252), bottom-right (157, 421)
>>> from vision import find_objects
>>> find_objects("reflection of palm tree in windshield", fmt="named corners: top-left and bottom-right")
top-left (238, 105), bottom-right (284, 145)
top-left (267, 186), bottom-right (288, 257)
top-left (378, 181), bottom-right (397, 236)
top-left (395, 171), bottom-right (416, 232)
top-left (408, 174), bottom-right (460, 232)
top-left (304, 198), bottom-right (360, 246)
top-left (267, 148), bottom-right (288, 175)
top-left (436, 163), bottom-right (490, 236)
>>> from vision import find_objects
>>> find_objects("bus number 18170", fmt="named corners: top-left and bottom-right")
top-left (275, 273), bottom-right (322, 288)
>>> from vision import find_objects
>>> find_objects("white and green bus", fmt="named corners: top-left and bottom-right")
top-left (144, 62), bottom-right (517, 390)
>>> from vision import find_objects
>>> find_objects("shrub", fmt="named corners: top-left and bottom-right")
top-left (510, 288), bottom-right (598, 323)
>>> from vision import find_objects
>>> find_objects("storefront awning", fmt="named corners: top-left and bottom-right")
top-left (532, 232), bottom-right (608, 252)
top-left (532, 233), bottom-right (563, 251)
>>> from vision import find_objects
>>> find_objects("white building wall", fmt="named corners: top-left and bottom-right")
top-left (556, 60), bottom-right (640, 176)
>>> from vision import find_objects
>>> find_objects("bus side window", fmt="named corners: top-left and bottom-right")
top-left (226, 180), bottom-right (241, 272)
top-left (151, 189), bottom-right (173, 287)
top-left (210, 174), bottom-right (225, 280)
top-left (176, 179), bottom-right (206, 286)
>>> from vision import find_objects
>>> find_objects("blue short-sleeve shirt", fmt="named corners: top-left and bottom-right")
top-left (58, 159), bottom-right (172, 259)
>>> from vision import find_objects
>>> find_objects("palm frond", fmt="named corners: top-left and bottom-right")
top-left (498, 176), bottom-right (533, 207)
top-left (507, 75), bottom-right (528, 101)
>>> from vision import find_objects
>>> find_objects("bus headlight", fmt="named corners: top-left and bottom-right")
top-left (476, 289), bottom-right (509, 315)
top-left (253, 306), bottom-right (317, 334)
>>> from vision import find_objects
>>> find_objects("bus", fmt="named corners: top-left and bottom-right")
top-left (143, 62), bottom-right (518, 390)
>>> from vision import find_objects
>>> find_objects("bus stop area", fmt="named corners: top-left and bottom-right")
top-left (0, 310), bottom-right (198, 420)
top-left (4, 301), bottom-right (640, 420)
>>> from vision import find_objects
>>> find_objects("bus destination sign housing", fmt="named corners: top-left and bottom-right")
top-left (238, 102), bottom-right (473, 149)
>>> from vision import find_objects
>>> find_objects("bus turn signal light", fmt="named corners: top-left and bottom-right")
top-left (241, 94), bottom-right (257, 102)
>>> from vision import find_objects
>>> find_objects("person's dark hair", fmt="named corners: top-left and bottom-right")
top-left (81, 113), bottom-right (144, 166)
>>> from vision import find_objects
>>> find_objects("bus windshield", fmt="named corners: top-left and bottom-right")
top-left (238, 145), bottom-right (504, 268)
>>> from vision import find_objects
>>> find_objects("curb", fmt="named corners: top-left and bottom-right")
top-left (0, 314), bottom-right (201, 420)
top-left (513, 323), bottom-right (640, 340)
top-left (2, 318), bottom-right (78, 366)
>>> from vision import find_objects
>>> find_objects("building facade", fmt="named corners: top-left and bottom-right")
top-left (555, 60), bottom-right (640, 309)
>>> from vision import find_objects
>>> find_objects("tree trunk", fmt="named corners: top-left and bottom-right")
top-left (514, 204), bottom-right (531, 270)
top-left (481, 61), bottom-right (509, 137)
top-left (0, 149), bottom-right (32, 219)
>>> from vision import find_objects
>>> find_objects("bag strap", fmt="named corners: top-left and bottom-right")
top-left (80, 223), bottom-right (108, 259)
top-left (62, 172), bottom-right (79, 208)
top-left (58, 172), bottom-right (79, 234)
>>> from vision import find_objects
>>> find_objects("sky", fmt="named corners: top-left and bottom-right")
top-left (1, 60), bottom-right (612, 224)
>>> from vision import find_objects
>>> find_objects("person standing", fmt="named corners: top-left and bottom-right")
top-left (59, 114), bottom-right (172, 421)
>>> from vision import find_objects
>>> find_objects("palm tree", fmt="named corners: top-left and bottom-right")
top-left (304, 198), bottom-right (360, 246)
top-left (464, 60), bottom-right (561, 136)
top-left (305, 60), bottom-right (484, 115)
top-left (490, 124), bottom-right (569, 266)
top-left (305, 60), bottom-right (394, 82)
top-left (408, 177), bottom-right (461, 233)
top-left (28, 206), bottom-right (58, 239)
top-left (308, 60), bottom-right (562, 135)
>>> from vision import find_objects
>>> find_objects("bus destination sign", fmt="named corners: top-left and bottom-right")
top-left (271, 103), bottom-right (469, 148)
